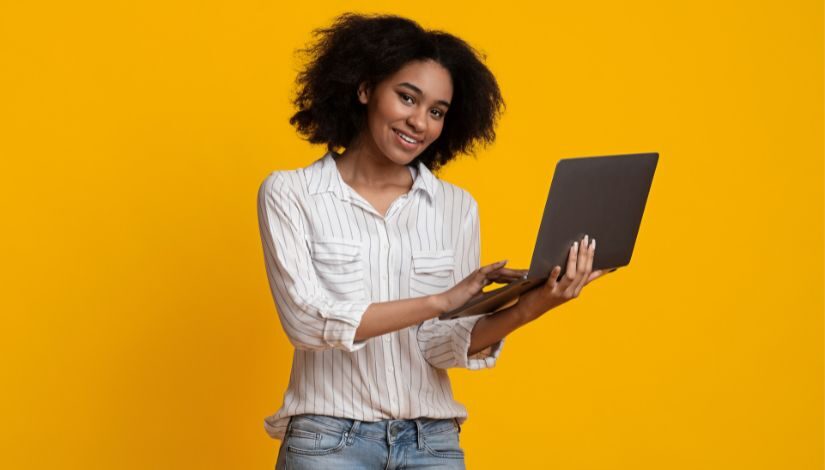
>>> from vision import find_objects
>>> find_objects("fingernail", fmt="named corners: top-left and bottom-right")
top-left (573, 242), bottom-right (578, 249)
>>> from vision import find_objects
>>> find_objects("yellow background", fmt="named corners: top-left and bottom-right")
top-left (2, 1), bottom-right (822, 469)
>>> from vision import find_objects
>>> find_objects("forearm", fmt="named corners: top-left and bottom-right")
top-left (467, 302), bottom-right (536, 356)
top-left (354, 295), bottom-right (442, 342)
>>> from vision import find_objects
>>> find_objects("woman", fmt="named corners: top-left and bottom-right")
top-left (257, 13), bottom-right (607, 469)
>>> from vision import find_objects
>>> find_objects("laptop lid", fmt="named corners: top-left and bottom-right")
top-left (438, 152), bottom-right (658, 320)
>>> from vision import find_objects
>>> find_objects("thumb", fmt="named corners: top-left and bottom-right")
top-left (546, 266), bottom-right (561, 288)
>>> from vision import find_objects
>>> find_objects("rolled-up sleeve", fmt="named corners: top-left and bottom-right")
top-left (257, 172), bottom-right (370, 352)
top-left (417, 194), bottom-right (504, 370)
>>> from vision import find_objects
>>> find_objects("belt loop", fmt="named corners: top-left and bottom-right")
top-left (286, 416), bottom-right (295, 435)
top-left (345, 419), bottom-right (360, 446)
top-left (415, 419), bottom-right (424, 450)
top-left (454, 417), bottom-right (462, 433)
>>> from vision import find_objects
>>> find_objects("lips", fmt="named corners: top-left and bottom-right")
top-left (392, 128), bottom-right (422, 150)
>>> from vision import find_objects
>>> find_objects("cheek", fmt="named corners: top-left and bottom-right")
top-left (367, 108), bottom-right (392, 139)
top-left (429, 121), bottom-right (445, 140)
top-left (378, 97), bottom-right (406, 119)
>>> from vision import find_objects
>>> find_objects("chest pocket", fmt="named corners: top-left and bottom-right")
top-left (309, 237), bottom-right (367, 301)
top-left (409, 249), bottom-right (456, 297)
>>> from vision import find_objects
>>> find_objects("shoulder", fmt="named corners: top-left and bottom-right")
top-left (258, 170), bottom-right (288, 198)
top-left (258, 169), bottom-right (307, 207)
top-left (433, 178), bottom-right (478, 214)
top-left (259, 155), bottom-right (326, 198)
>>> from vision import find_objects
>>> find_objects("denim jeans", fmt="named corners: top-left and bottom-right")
top-left (275, 414), bottom-right (466, 469)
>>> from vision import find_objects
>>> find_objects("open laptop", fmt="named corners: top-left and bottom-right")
top-left (438, 152), bottom-right (659, 320)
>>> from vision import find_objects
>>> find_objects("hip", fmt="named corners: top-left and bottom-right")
top-left (275, 414), bottom-right (465, 469)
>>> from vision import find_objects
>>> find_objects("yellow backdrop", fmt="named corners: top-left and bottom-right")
top-left (2, 1), bottom-right (822, 469)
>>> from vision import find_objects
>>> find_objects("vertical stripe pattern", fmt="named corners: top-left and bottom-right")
top-left (257, 151), bottom-right (504, 441)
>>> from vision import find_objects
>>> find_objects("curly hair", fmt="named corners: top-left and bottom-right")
top-left (288, 12), bottom-right (505, 173)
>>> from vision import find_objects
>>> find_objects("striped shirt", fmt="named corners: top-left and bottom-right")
top-left (256, 150), bottom-right (504, 440)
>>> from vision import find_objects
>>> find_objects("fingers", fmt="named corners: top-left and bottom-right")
top-left (576, 235), bottom-right (589, 276)
top-left (476, 260), bottom-right (508, 286)
top-left (573, 237), bottom-right (595, 295)
top-left (478, 262), bottom-right (527, 283)
top-left (493, 267), bottom-right (528, 277)
top-left (554, 235), bottom-right (597, 296)
top-left (586, 265), bottom-right (617, 284)
top-left (487, 274), bottom-right (525, 284)
top-left (487, 267), bottom-right (528, 283)
top-left (586, 269), bottom-right (604, 283)
top-left (479, 260), bottom-right (508, 275)
top-left (559, 240), bottom-right (579, 290)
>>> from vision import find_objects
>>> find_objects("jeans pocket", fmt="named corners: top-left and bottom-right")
top-left (286, 416), bottom-right (348, 456)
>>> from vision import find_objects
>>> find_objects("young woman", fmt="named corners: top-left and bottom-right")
top-left (257, 13), bottom-right (607, 469)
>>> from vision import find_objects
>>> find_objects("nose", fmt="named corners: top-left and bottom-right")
top-left (406, 107), bottom-right (427, 134)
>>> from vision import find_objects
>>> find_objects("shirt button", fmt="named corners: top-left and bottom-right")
top-left (381, 274), bottom-right (387, 280)
top-left (384, 336), bottom-right (391, 342)
top-left (387, 366), bottom-right (394, 373)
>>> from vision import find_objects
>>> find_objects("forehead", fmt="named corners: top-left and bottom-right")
top-left (383, 60), bottom-right (453, 102)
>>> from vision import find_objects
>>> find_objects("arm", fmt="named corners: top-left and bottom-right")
top-left (467, 302), bottom-right (534, 356)
top-left (258, 173), bottom-right (369, 352)
top-left (353, 295), bottom-right (444, 342)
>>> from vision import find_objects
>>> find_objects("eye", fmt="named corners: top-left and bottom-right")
top-left (398, 92), bottom-right (414, 104)
top-left (431, 109), bottom-right (445, 119)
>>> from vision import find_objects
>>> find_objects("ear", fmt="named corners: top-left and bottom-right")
top-left (357, 82), bottom-right (370, 105)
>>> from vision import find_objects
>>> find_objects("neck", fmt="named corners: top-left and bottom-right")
top-left (335, 133), bottom-right (413, 189)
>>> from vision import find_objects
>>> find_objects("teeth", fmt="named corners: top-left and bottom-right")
top-left (395, 130), bottom-right (417, 144)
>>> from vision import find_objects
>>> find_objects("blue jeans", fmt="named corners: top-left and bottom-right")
top-left (275, 414), bottom-right (466, 469)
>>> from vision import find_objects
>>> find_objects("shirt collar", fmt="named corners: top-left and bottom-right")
top-left (308, 150), bottom-right (436, 202)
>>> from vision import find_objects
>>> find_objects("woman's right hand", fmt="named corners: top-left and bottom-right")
top-left (432, 260), bottom-right (528, 314)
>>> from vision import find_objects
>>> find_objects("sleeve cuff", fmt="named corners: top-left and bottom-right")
top-left (450, 314), bottom-right (505, 370)
top-left (319, 299), bottom-right (371, 352)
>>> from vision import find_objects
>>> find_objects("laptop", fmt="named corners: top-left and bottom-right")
top-left (438, 152), bottom-right (659, 320)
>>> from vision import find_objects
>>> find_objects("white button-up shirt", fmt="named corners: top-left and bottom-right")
top-left (257, 150), bottom-right (504, 440)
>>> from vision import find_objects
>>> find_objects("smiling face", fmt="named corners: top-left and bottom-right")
top-left (356, 59), bottom-right (453, 166)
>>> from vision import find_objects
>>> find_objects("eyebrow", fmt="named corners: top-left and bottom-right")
top-left (398, 82), bottom-right (451, 108)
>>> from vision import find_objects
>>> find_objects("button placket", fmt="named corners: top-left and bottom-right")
top-left (377, 208), bottom-right (402, 416)
top-left (377, 220), bottom-right (389, 301)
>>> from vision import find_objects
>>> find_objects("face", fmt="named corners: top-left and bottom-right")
top-left (356, 59), bottom-right (453, 165)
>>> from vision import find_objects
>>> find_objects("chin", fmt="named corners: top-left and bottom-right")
top-left (384, 148), bottom-right (419, 166)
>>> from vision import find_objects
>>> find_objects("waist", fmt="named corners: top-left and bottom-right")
top-left (287, 413), bottom-right (461, 441)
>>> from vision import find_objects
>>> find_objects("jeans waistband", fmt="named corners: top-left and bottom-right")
top-left (286, 414), bottom-right (461, 447)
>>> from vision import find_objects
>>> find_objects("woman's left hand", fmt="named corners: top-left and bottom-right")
top-left (514, 234), bottom-right (611, 321)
